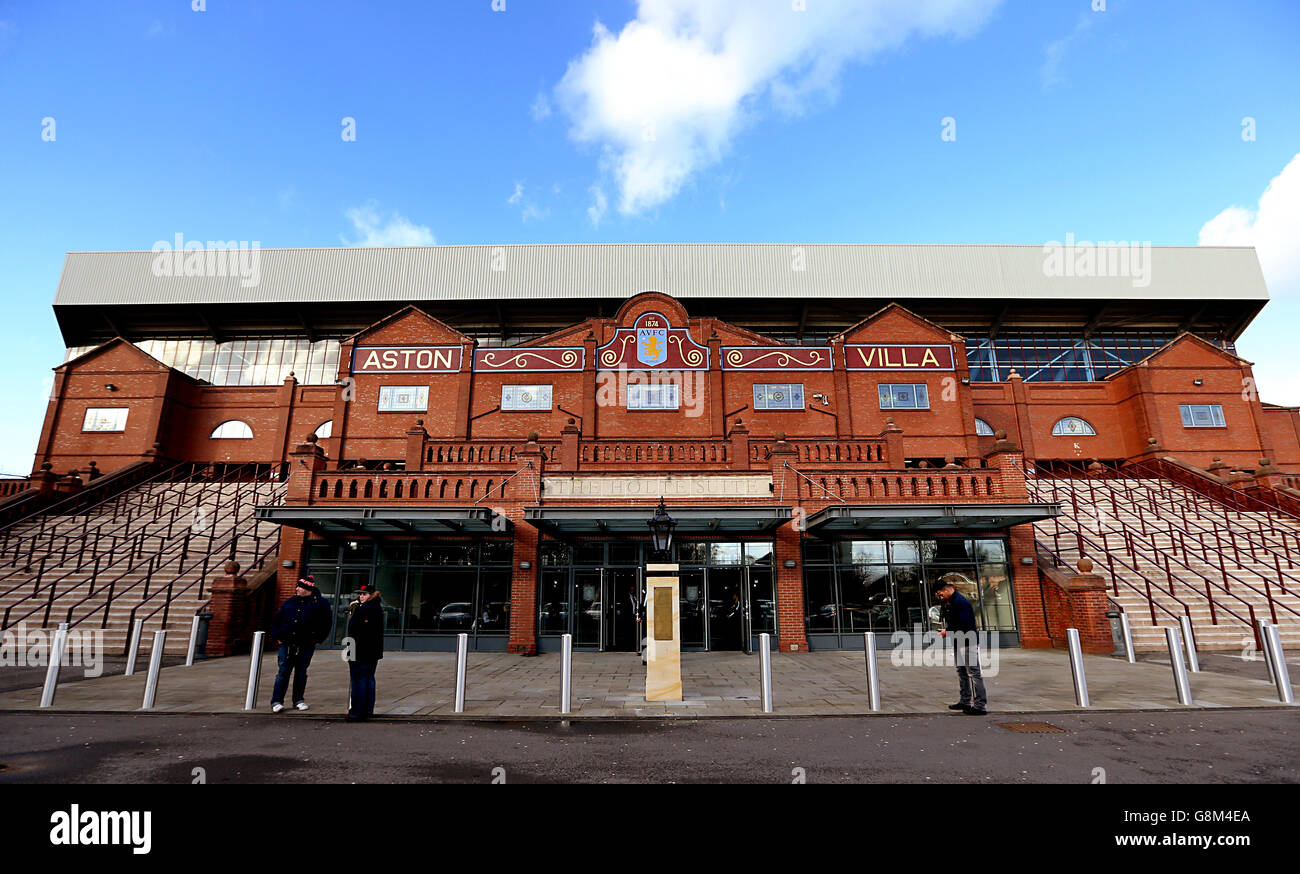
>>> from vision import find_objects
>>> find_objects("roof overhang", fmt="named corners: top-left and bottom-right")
top-left (254, 506), bottom-right (511, 536)
top-left (804, 503), bottom-right (1061, 534)
top-left (524, 505), bottom-right (793, 538)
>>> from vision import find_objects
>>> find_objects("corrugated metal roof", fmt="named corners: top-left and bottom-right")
top-left (53, 244), bottom-right (1269, 307)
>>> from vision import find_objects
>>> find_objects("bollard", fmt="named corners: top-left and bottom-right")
top-left (1066, 628), bottom-right (1090, 707)
top-left (1179, 615), bottom-right (1200, 673)
top-left (560, 633), bottom-right (572, 715)
top-left (1164, 626), bottom-right (1192, 705)
top-left (1258, 619), bottom-right (1276, 685)
top-left (1119, 612), bottom-right (1136, 664)
top-left (862, 631), bottom-right (880, 712)
top-left (39, 624), bottom-right (70, 708)
top-left (142, 631), bottom-right (166, 710)
top-left (185, 613), bottom-right (202, 667)
top-left (244, 630), bottom-right (265, 711)
top-left (1263, 624), bottom-right (1293, 705)
top-left (124, 618), bottom-right (144, 676)
top-left (454, 632), bottom-right (468, 713)
top-left (759, 632), bottom-right (773, 713)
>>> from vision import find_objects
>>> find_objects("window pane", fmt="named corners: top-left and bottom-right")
top-left (803, 567), bottom-right (838, 633)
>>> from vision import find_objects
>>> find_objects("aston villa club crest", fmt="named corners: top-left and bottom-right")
top-left (637, 321), bottom-right (668, 366)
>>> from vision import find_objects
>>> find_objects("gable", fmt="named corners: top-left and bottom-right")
top-left (836, 303), bottom-right (958, 345)
top-left (58, 338), bottom-right (172, 375)
top-left (346, 306), bottom-right (470, 346)
top-left (1111, 333), bottom-right (1249, 375)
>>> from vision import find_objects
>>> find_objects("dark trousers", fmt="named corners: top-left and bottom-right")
top-left (348, 660), bottom-right (378, 719)
top-left (953, 635), bottom-right (987, 710)
top-left (272, 644), bottom-right (315, 705)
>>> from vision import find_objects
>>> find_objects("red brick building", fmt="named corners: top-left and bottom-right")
top-left (33, 244), bottom-right (1300, 655)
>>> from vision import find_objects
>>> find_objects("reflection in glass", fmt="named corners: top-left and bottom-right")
top-left (748, 567), bottom-right (776, 635)
top-left (709, 542), bottom-right (743, 565)
top-left (803, 567), bottom-right (837, 632)
top-left (839, 565), bottom-right (891, 633)
top-left (680, 569), bottom-right (706, 648)
top-left (890, 565), bottom-right (925, 631)
top-left (979, 564), bottom-right (1016, 629)
top-left (539, 570), bottom-right (569, 635)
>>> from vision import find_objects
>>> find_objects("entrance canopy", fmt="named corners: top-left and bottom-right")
top-left (524, 505), bottom-right (793, 538)
top-left (804, 502), bottom-right (1060, 534)
top-left (254, 506), bottom-right (512, 536)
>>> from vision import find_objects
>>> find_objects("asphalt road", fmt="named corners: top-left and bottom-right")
top-left (0, 708), bottom-right (1297, 784)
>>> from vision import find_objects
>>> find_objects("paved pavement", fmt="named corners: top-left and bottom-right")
top-left (2, 646), bottom-right (1295, 718)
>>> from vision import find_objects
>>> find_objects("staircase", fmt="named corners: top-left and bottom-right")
top-left (1027, 465), bottom-right (1300, 652)
top-left (0, 464), bottom-right (286, 656)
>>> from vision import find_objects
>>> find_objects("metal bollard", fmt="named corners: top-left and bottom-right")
top-left (1258, 620), bottom-right (1276, 685)
top-left (1263, 624), bottom-right (1293, 705)
top-left (1066, 628), bottom-right (1090, 707)
top-left (454, 632), bottom-right (468, 713)
top-left (560, 633), bottom-right (572, 715)
top-left (1164, 626), bottom-right (1192, 705)
top-left (1179, 615), bottom-right (1200, 673)
top-left (185, 613), bottom-right (202, 667)
top-left (862, 631), bottom-right (880, 711)
top-left (1119, 612), bottom-right (1136, 664)
top-left (244, 630), bottom-right (265, 711)
top-left (39, 624), bottom-right (70, 708)
top-left (142, 631), bottom-right (166, 710)
top-left (759, 632), bottom-right (773, 713)
top-left (124, 618), bottom-right (144, 676)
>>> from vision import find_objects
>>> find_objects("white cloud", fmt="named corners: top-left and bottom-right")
top-left (555, 0), bottom-right (1002, 215)
top-left (342, 205), bottom-right (435, 247)
top-left (1200, 153), bottom-right (1300, 405)
top-left (1040, 14), bottom-right (1094, 91)
top-left (508, 182), bottom-right (524, 205)
top-left (506, 183), bottom-right (549, 223)
top-left (587, 184), bottom-right (608, 227)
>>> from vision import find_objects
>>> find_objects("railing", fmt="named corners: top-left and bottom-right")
top-left (773, 465), bottom-right (1002, 502)
top-left (0, 458), bottom-right (179, 534)
top-left (0, 478), bottom-right (31, 499)
top-left (313, 469), bottom-right (530, 503)
top-left (751, 438), bottom-right (889, 466)
top-left (579, 439), bottom-right (731, 468)
top-left (422, 441), bottom-right (559, 467)
top-left (1130, 457), bottom-right (1300, 522)
top-left (0, 471), bottom-right (285, 632)
top-left (1036, 540), bottom-right (1186, 629)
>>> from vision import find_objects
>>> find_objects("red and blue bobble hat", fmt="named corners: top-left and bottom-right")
top-left (297, 575), bottom-right (317, 591)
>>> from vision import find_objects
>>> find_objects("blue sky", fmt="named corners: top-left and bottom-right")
top-left (0, 0), bottom-right (1297, 475)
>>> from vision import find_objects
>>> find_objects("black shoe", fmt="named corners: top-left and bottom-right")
top-left (345, 714), bottom-right (362, 722)
top-left (962, 706), bottom-right (988, 716)
top-left (948, 702), bottom-right (968, 710)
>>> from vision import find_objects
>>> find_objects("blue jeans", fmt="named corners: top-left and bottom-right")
top-left (272, 644), bottom-right (315, 705)
top-left (348, 661), bottom-right (378, 719)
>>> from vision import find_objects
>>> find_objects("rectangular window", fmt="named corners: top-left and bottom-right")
top-left (501, 384), bottom-right (552, 411)
top-left (878, 384), bottom-right (929, 410)
top-left (1179, 403), bottom-right (1226, 428)
top-left (82, 408), bottom-right (128, 432)
top-left (627, 383), bottom-right (679, 410)
top-left (753, 383), bottom-right (804, 410)
top-left (378, 385), bottom-right (428, 412)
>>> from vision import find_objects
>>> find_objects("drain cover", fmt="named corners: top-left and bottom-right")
top-left (997, 721), bottom-right (1064, 733)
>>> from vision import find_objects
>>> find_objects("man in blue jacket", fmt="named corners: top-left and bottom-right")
top-left (269, 575), bottom-right (332, 713)
top-left (935, 579), bottom-right (987, 715)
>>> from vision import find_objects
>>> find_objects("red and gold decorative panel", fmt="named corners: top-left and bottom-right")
top-left (473, 348), bottom-right (584, 372)
top-left (844, 344), bottom-right (954, 371)
top-left (597, 311), bottom-right (708, 370)
top-left (722, 347), bottom-right (833, 371)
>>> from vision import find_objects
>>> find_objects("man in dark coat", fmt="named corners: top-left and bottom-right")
top-left (935, 579), bottom-right (987, 715)
top-left (345, 582), bottom-right (385, 721)
top-left (269, 575), bottom-right (332, 713)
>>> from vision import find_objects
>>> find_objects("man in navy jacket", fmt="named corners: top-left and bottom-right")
top-left (935, 579), bottom-right (987, 715)
top-left (345, 582), bottom-right (385, 721)
top-left (269, 575), bottom-right (332, 712)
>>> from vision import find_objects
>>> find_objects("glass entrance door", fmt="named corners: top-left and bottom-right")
top-left (574, 569), bottom-right (603, 649)
top-left (604, 568), bottom-right (641, 653)
top-left (707, 567), bottom-right (750, 652)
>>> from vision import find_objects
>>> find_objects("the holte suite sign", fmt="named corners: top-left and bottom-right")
top-left (543, 474), bottom-right (773, 499)
top-left (844, 344), bottom-right (954, 371)
top-left (352, 346), bottom-right (463, 373)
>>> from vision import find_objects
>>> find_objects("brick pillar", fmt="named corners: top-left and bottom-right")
top-left (506, 506), bottom-right (539, 655)
top-left (206, 561), bottom-right (249, 657)
top-left (883, 418), bottom-right (904, 467)
top-left (406, 419), bottom-right (428, 472)
top-left (984, 434), bottom-right (1027, 498)
top-left (727, 418), bottom-right (751, 471)
top-left (1009, 523), bottom-right (1050, 649)
top-left (581, 330), bottom-right (598, 433)
top-left (278, 435), bottom-right (327, 601)
top-left (1062, 558), bottom-right (1113, 655)
top-left (559, 418), bottom-right (580, 472)
top-left (774, 521), bottom-right (808, 653)
top-left (30, 463), bottom-right (58, 496)
top-left (1007, 369), bottom-right (1036, 462)
top-left (830, 338), bottom-right (851, 437)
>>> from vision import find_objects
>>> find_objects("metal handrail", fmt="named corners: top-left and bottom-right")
top-left (1038, 467), bottom-right (1300, 598)
top-left (0, 459), bottom-right (186, 536)
top-left (1, 476), bottom-right (284, 631)
top-left (1030, 485), bottom-right (1268, 644)
top-left (1036, 539), bottom-right (1184, 627)
top-left (1129, 457), bottom-right (1300, 522)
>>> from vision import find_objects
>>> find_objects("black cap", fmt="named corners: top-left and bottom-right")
top-left (358, 582), bottom-right (378, 594)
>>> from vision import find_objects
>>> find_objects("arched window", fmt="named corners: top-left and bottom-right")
top-left (974, 418), bottom-right (995, 436)
top-left (314, 420), bottom-right (333, 439)
top-left (210, 420), bottom-right (253, 439)
top-left (1051, 416), bottom-right (1096, 436)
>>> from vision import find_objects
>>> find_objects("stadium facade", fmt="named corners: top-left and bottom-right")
top-left (19, 244), bottom-right (1300, 657)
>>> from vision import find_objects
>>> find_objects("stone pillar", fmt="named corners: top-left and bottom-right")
top-left (1009, 524), bottom-right (1050, 649)
top-left (206, 561), bottom-right (249, 658)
